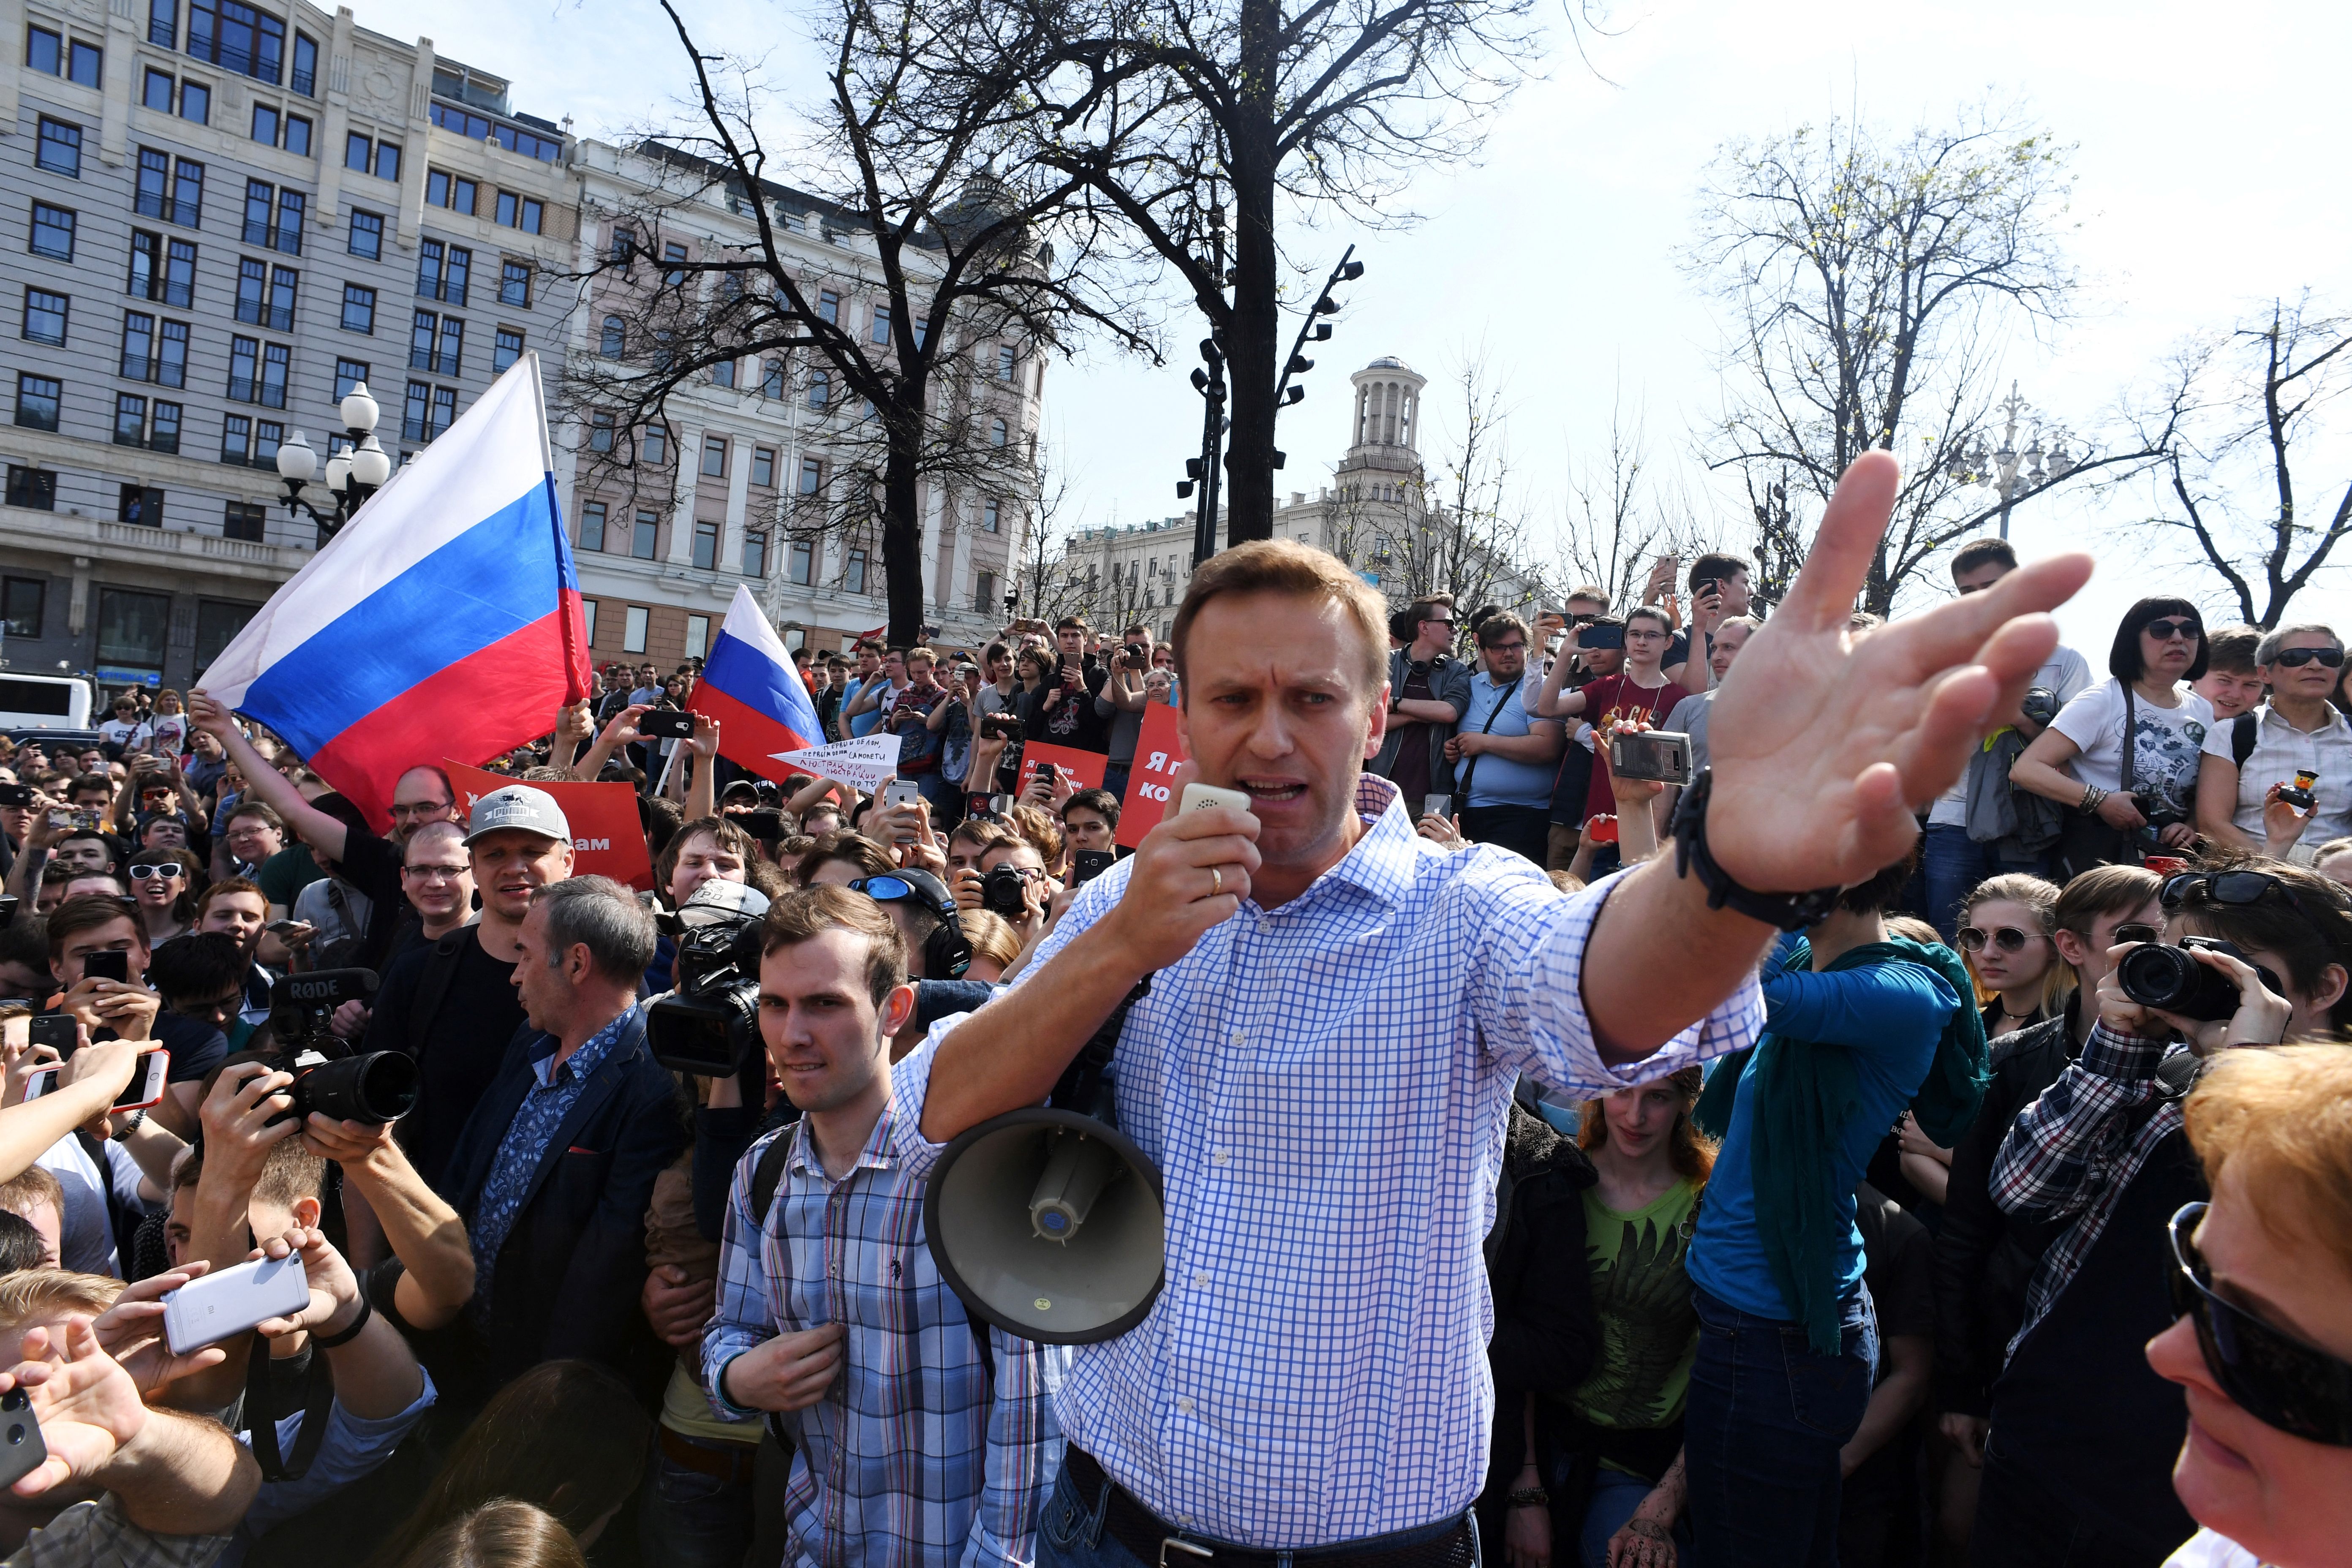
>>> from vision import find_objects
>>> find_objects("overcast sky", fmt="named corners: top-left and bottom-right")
top-left (422, 0), bottom-right (2352, 649)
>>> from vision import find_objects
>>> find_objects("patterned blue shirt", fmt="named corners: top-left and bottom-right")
top-left (468, 1005), bottom-right (637, 1312)
top-left (891, 774), bottom-right (1762, 1547)
top-left (701, 1110), bottom-right (1067, 1568)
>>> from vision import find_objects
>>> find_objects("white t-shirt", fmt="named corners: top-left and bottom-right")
top-left (96, 717), bottom-right (151, 752)
top-left (2200, 702), bottom-right (2352, 846)
top-left (1928, 644), bottom-right (2095, 827)
top-left (147, 713), bottom-right (188, 756)
top-left (2162, 1527), bottom-right (2265, 1568)
top-left (2049, 678), bottom-right (2215, 820)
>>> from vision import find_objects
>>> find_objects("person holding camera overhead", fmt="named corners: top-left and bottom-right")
top-left (1977, 857), bottom-right (2352, 1565)
top-left (2009, 598), bottom-right (2213, 877)
top-left (897, 452), bottom-right (2091, 1568)
top-left (1536, 608), bottom-right (1690, 878)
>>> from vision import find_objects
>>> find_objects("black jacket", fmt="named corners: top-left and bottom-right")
top-left (1477, 1105), bottom-right (1601, 1528)
top-left (445, 1007), bottom-right (689, 1396)
top-left (1932, 1002), bottom-right (2078, 1416)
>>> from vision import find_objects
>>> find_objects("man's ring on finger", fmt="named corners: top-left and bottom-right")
top-left (1209, 866), bottom-right (1223, 898)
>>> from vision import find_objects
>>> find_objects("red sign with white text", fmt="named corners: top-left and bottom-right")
top-left (446, 760), bottom-right (655, 891)
top-left (1115, 704), bottom-right (1189, 848)
top-left (1018, 741), bottom-right (1108, 795)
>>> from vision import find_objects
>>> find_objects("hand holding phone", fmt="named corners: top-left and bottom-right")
top-left (25, 1046), bottom-right (167, 1113)
top-left (162, 1251), bottom-right (313, 1355)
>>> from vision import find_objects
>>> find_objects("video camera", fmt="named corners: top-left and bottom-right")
top-left (647, 912), bottom-right (765, 1076)
top-left (251, 969), bottom-right (418, 1126)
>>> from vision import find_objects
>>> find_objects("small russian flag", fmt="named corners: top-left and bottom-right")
top-left (690, 586), bottom-right (825, 783)
top-left (196, 354), bottom-right (589, 826)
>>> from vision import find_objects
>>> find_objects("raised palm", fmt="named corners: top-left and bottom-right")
top-left (1707, 453), bottom-right (2093, 894)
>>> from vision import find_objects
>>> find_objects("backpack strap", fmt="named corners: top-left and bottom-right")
top-left (2232, 710), bottom-right (2259, 768)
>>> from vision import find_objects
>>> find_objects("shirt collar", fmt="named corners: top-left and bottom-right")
top-left (528, 1004), bottom-right (637, 1089)
top-left (1252, 774), bottom-right (1423, 914)
top-left (2260, 700), bottom-right (2349, 736)
top-left (787, 1096), bottom-right (900, 1181)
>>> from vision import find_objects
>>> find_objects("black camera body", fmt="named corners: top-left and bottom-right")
top-left (2020, 686), bottom-right (2059, 728)
top-left (2116, 936), bottom-right (2283, 1023)
top-left (647, 916), bottom-right (765, 1075)
top-left (981, 865), bottom-right (1032, 918)
top-left (979, 713), bottom-right (1022, 743)
top-left (255, 968), bottom-right (417, 1125)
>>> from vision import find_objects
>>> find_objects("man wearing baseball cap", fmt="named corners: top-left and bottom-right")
top-left (362, 784), bottom-right (577, 1197)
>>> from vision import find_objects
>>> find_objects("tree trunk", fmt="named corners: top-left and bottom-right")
top-left (1221, 0), bottom-right (1281, 545)
top-left (882, 443), bottom-right (926, 647)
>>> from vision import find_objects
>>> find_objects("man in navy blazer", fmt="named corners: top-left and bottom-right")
top-left (442, 862), bottom-right (686, 1399)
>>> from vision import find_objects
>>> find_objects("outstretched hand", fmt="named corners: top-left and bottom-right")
top-left (1706, 452), bottom-right (2093, 894)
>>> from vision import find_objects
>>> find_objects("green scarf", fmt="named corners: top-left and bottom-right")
top-left (1692, 936), bottom-right (1989, 1353)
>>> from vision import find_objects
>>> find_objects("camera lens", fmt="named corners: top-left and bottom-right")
top-left (2116, 944), bottom-right (2243, 1023)
top-left (296, 1051), bottom-right (420, 1124)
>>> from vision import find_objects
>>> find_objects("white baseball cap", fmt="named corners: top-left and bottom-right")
top-left (463, 784), bottom-right (572, 847)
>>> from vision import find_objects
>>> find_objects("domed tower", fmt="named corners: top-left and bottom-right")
top-left (1333, 357), bottom-right (1426, 502)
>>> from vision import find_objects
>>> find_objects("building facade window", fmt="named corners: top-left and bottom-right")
top-left (499, 260), bottom-right (531, 308)
top-left (685, 614), bottom-right (709, 660)
top-left (742, 531), bottom-right (766, 577)
top-left (5, 466), bottom-right (57, 509)
top-left (788, 539), bottom-right (812, 585)
top-left (416, 241), bottom-right (469, 305)
top-left (844, 549), bottom-right (867, 595)
top-left (692, 519), bottom-right (719, 569)
top-left (701, 437), bottom-right (727, 478)
top-left (998, 344), bottom-right (1016, 381)
top-left (220, 411), bottom-right (251, 463)
top-left (710, 358), bottom-right (734, 389)
top-left (96, 588), bottom-right (170, 681)
top-left (341, 283), bottom-right (376, 334)
top-left (186, 0), bottom-right (286, 84)
top-left (22, 289), bottom-right (67, 346)
top-left (290, 30), bottom-right (315, 93)
top-left (989, 418), bottom-right (1007, 448)
top-left (2, 578), bottom-right (44, 639)
top-left (578, 501), bottom-right (605, 551)
top-left (493, 327), bottom-right (523, 373)
top-left (982, 498), bottom-right (999, 533)
top-left (118, 484), bottom-right (166, 525)
top-left (114, 395), bottom-right (148, 447)
top-left (148, 0), bottom-right (176, 47)
top-left (425, 169), bottom-right (476, 215)
top-left (631, 512), bottom-right (658, 560)
top-left (333, 359), bottom-right (368, 400)
top-left (599, 316), bottom-right (624, 358)
top-left (817, 290), bottom-right (839, 324)
top-left (144, 68), bottom-right (175, 110)
top-left (30, 204), bottom-right (75, 261)
top-left (798, 457), bottom-right (822, 495)
top-left (14, 375), bottom-right (60, 431)
top-left (871, 304), bottom-right (891, 345)
top-left (588, 411), bottom-right (614, 452)
top-left (223, 501), bottom-right (267, 540)
top-left (751, 446), bottom-right (774, 488)
top-left (493, 191), bottom-right (542, 233)
top-left (642, 425), bottom-right (667, 465)
top-left (975, 570), bottom-right (998, 613)
top-left (178, 78), bottom-right (211, 124)
top-left (762, 359), bottom-right (784, 398)
top-left (36, 119), bottom-right (82, 177)
top-left (348, 209), bottom-right (382, 259)
top-left (623, 605), bottom-right (649, 653)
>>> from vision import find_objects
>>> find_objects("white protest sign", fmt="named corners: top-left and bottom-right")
top-left (771, 733), bottom-right (901, 792)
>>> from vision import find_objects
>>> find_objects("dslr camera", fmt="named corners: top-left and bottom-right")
top-left (647, 911), bottom-right (765, 1076)
top-left (253, 969), bottom-right (418, 1125)
top-left (981, 864), bottom-right (1034, 919)
top-left (2116, 936), bottom-right (2284, 1024)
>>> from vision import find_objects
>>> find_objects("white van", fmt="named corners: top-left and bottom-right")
top-left (0, 672), bottom-right (95, 732)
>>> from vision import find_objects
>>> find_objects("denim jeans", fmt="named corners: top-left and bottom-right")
top-left (1968, 1438), bottom-right (2171, 1568)
top-left (1039, 1456), bottom-right (1481, 1568)
top-left (638, 1441), bottom-right (756, 1568)
top-left (1103, 762), bottom-right (1131, 802)
top-left (1922, 824), bottom-right (1993, 943)
top-left (1685, 1284), bottom-right (1878, 1568)
top-left (1460, 803), bottom-right (1552, 866)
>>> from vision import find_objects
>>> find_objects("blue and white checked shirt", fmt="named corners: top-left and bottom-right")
top-left (892, 774), bottom-right (1762, 1547)
top-left (468, 1005), bottom-right (637, 1312)
top-left (702, 1108), bottom-right (1068, 1568)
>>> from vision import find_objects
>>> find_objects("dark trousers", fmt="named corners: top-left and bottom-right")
top-left (1460, 803), bottom-right (1551, 866)
top-left (1685, 1284), bottom-right (1878, 1568)
top-left (1039, 1454), bottom-right (1481, 1568)
top-left (1969, 1440), bottom-right (2174, 1568)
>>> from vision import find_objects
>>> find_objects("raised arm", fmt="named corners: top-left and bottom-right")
top-left (186, 691), bottom-right (351, 862)
top-left (303, 1116), bottom-right (475, 1330)
top-left (684, 715), bottom-right (720, 822)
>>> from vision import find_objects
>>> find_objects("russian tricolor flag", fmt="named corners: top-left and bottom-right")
top-left (689, 586), bottom-right (824, 784)
top-left (197, 354), bottom-right (590, 825)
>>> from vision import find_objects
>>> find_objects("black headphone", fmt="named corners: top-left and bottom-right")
top-left (849, 869), bottom-right (972, 979)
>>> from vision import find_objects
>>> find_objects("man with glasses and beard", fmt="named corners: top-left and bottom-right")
top-left (1371, 596), bottom-right (1472, 810)
top-left (1447, 614), bottom-right (1562, 865)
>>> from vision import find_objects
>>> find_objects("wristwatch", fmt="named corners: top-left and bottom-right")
top-left (1670, 769), bottom-right (1844, 932)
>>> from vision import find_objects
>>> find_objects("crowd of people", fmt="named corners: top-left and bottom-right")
top-left (0, 463), bottom-right (2344, 1568)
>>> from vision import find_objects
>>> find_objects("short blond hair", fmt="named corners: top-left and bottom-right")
top-left (0, 1269), bottom-right (122, 1331)
top-left (1170, 539), bottom-right (1388, 696)
top-left (2184, 1045), bottom-right (2352, 1282)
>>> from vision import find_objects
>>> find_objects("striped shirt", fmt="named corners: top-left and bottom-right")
top-left (702, 1109), bottom-right (1067, 1568)
top-left (891, 773), bottom-right (1762, 1547)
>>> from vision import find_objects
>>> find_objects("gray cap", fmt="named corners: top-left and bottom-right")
top-left (680, 878), bottom-right (770, 928)
top-left (463, 784), bottom-right (572, 847)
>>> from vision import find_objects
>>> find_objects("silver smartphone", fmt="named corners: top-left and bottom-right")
top-left (1607, 729), bottom-right (1693, 784)
top-left (25, 1047), bottom-right (169, 1113)
top-left (162, 1252), bottom-right (312, 1355)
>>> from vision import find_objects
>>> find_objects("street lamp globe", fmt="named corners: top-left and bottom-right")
top-left (351, 434), bottom-right (392, 488)
top-left (339, 381), bottom-right (380, 435)
top-left (324, 452), bottom-right (353, 493)
top-left (275, 429), bottom-right (318, 484)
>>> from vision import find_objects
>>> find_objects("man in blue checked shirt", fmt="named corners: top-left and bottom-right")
top-left (702, 885), bottom-right (1066, 1568)
top-left (896, 452), bottom-right (2094, 1564)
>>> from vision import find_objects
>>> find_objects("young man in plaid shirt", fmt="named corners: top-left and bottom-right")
top-left (702, 886), bottom-right (1065, 1568)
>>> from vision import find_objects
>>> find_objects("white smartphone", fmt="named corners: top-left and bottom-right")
top-left (882, 779), bottom-right (921, 811)
top-left (162, 1253), bottom-right (312, 1355)
top-left (25, 1047), bottom-right (169, 1113)
top-left (1177, 782), bottom-right (1253, 815)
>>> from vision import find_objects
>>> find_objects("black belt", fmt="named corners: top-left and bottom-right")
top-left (1061, 1448), bottom-right (1477, 1568)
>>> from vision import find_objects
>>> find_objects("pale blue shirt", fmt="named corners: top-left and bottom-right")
top-left (892, 774), bottom-right (1761, 1547)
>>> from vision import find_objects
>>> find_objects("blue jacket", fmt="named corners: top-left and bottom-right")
top-left (444, 1007), bottom-right (688, 1387)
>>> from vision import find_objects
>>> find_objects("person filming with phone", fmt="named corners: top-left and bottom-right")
top-left (895, 451), bottom-right (2090, 1565)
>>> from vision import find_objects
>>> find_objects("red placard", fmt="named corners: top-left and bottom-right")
top-left (1017, 741), bottom-right (1108, 794)
top-left (1115, 703), bottom-right (1189, 847)
top-left (446, 760), bottom-right (656, 891)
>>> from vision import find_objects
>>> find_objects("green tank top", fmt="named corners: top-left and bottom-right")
top-left (1570, 1176), bottom-right (1701, 1432)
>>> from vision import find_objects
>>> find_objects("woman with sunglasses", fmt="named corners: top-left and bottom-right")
top-left (2014, 598), bottom-right (2215, 874)
top-left (2196, 623), bottom-right (2352, 862)
top-left (2153, 1045), bottom-right (2352, 1568)
top-left (1931, 864), bottom-right (2165, 1560)
top-left (1976, 858), bottom-right (2352, 1563)
top-left (1957, 874), bottom-right (2066, 1040)
top-left (128, 850), bottom-right (199, 947)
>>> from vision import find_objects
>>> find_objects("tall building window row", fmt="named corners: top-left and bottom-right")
top-left (128, 232), bottom-right (199, 308)
top-left (234, 259), bottom-right (298, 332)
top-left (242, 180), bottom-right (304, 253)
top-left (250, 101), bottom-right (312, 155)
top-left (494, 191), bottom-right (542, 234)
top-left (417, 241), bottom-right (471, 306)
top-left (136, 149), bottom-right (205, 227)
top-left (425, 169), bottom-right (477, 216)
top-left (112, 395), bottom-right (182, 454)
top-left (26, 27), bottom-right (103, 87)
top-left (142, 68), bottom-right (211, 125)
top-left (411, 310), bottom-right (463, 376)
top-left (227, 335), bottom-right (290, 407)
top-left (120, 313), bottom-right (190, 387)
top-left (345, 133), bottom-right (402, 182)
top-left (219, 413), bottom-right (285, 468)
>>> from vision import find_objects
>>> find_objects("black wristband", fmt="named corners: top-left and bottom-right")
top-left (1669, 769), bottom-right (1844, 932)
top-left (311, 1292), bottom-right (372, 1349)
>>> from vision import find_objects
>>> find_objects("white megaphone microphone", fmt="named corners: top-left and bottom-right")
top-left (924, 985), bottom-right (1163, 1343)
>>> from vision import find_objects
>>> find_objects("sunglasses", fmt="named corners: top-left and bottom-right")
top-left (127, 863), bottom-right (184, 881)
top-left (2170, 1203), bottom-right (2352, 1446)
top-left (848, 874), bottom-right (938, 912)
top-left (2112, 921), bottom-right (2161, 946)
top-left (2161, 870), bottom-right (2306, 918)
top-left (2144, 617), bottom-right (2202, 642)
top-left (2273, 646), bottom-right (2346, 669)
top-left (1957, 925), bottom-right (2036, 953)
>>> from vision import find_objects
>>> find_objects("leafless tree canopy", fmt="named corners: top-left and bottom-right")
top-left (974, 0), bottom-right (1552, 545)
top-left (1690, 104), bottom-right (2164, 613)
top-left (2128, 294), bottom-right (2352, 628)
top-left (558, 0), bottom-right (1157, 644)
top-left (1556, 388), bottom-right (1720, 614)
